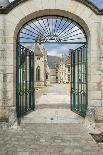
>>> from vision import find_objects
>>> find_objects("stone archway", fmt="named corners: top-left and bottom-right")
top-left (0, 0), bottom-right (103, 126)
top-left (16, 15), bottom-right (88, 119)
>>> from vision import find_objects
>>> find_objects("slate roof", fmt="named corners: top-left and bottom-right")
top-left (34, 44), bottom-right (43, 56)
top-left (27, 43), bottom-right (43, 57)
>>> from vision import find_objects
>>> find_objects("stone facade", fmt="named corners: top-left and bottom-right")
top-left (28, 43), bottom-right (70, 86)
top-left (50, 68), bottom-right (58, 83)
top-left (34, 43), bottom-right (45, 87)
top-left (28, 43), bottom-right (50, 87)
top-left (0, 0), bottom-right (103, 125)
top-left (58, 56), bottom-right (71, 84)
top-left (49, 55), bottom-right (70, 84)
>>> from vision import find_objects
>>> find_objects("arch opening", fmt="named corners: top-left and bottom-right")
top-left (16, 15), bottom-right (88, 120)
top-left (17, 15), bottom-right (87, 46)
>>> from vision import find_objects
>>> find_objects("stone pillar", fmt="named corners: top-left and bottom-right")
top-left (85, 21), bottom-right (103, 126)
top-left (0, 14), bottom-right (16, 128)
top-left (0, 15), bottom-right (8, 126)
top-left (94, 21), bottom-right (103, 123)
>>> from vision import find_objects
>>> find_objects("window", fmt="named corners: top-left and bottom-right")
top-left (36, 66), bottom-right (40, 81)
top-left (68, 66), bottom-right (70, 72)
top-left (46, 74), bottom-right (48, 80)
top-left (37, 57), bottom-right (40, 60)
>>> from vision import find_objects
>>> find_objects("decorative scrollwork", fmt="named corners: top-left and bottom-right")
top-left (72, 89), bottom-right (86, 95)
top-left (18, 89), bottom-right (33, 96)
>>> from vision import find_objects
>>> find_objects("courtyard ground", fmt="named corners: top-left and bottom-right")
top-left (0, 84), bottom-right (103, 155)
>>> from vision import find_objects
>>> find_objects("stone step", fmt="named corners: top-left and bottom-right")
top-left (35, 104), bottom-right (70, 109)
top-left (21, 108), bottom-right (84, 124)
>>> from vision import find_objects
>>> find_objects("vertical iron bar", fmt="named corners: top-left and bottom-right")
top-left (29, 51), bottom-right (31, 109)
top-left (70, 51), bottom-right (73, 110)
top-left (83, 46), bottom-right (85, 115)
top-left (16, 44), bottom-right (19, 118)
top-left (77, 49), bottom-right (79, 112)
top-left (73, 51), bottom-right (75, 110)
top-left (81, 48), bottom-right (83, 114)
top-left (25, 48), bottom-right (28, 112)
top-left (85, 45), bottom-right (88, 115)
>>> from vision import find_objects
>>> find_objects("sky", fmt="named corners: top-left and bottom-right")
top-left (20, 18), bottom-right (86, 57)
top-left (89, 0), bottom-right (103, 9)
top-left (44, 43), bottom-right (83, 57)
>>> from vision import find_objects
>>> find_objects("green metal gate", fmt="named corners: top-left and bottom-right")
top-left (71, 44), bottom-right (87, 117)
top-left (16, 44), bottom-right (35, 120)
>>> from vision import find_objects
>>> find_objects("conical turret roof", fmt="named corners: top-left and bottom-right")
top-left (27, 43), bottom-right (43, 57)
top-left (34, 43), bottom-right (43, 56)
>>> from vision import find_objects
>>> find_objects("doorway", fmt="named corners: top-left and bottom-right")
top-left (16, 15), bottom-right (87, 120)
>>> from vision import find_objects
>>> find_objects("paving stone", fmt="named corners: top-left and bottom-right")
top-left (0, 84), bottom-right (103, 155)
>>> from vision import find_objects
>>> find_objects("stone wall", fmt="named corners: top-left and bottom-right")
top-left (0, 0), bottom-right (103, 125)
top-left (0, 14), bottom-right (16, 125)
top-left (50, 68), bottom-right (57, 83)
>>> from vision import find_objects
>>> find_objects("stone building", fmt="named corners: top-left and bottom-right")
top-left (44, 48), bottom-right (51, 86)
top-left (58, 56), bottom-right (71, 84)
top-left (48, 55), bottom-right (71, 84)
top-left (65, 56), bottom-right (71, 83)
top-left (28, 43), bottom-right (50, 87)
top-left (35, 43), bottom-right (45, 87)
top-left (50, 68), bottom-right (58, 83)
top-left (47, 55), bottom-right (60, 83)
top-left (45, 64), bottom-right (51, 86)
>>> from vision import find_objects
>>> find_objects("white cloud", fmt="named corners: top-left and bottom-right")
top-left (47, 44), bottom-right (70, 57)
top-left (45, 43), bottom-right (84, 57)
top-left (47, 49), bottom-right (62, 57)
top-left (59, 44), bottom-right (70, 52)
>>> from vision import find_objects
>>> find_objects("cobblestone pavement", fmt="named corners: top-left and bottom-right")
top-left (0, 84), bottom-right (103, 155)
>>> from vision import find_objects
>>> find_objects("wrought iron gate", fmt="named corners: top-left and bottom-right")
top-left (16, 15), bottom-right (88, 118)
top-left (16, 44), bottom-right (35, 119)
top-left (71, 44), bottom-right (87, 117)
